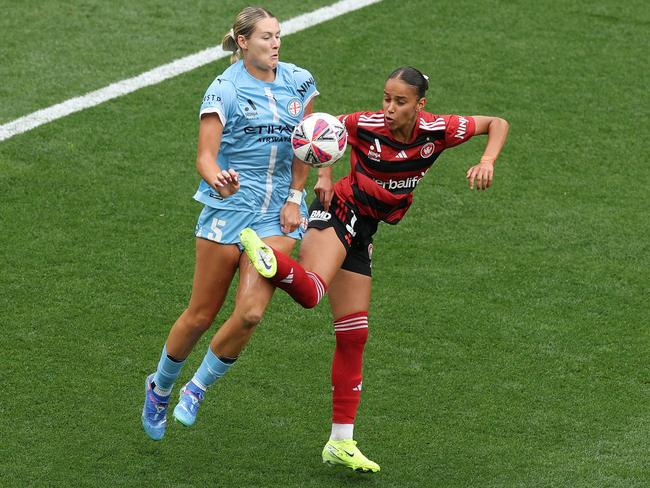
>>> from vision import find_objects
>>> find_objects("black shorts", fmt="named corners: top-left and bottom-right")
top-left (307, 194), bottom-right (378, 277)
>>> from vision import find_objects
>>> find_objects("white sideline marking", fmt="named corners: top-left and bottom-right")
top-left (0, 0), bottom-right (383, 143)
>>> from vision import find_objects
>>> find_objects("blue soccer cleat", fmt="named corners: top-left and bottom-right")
top-left (141, 374), bottom-right (170, 441)
top-left (173, 380), bottom-right (205, 427)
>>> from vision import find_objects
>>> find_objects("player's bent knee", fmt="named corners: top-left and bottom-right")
top-left (239, 310), bottom-right (264, 329)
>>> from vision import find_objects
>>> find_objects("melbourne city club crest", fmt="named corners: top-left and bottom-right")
top-left (287, 98), bottom-right (303, 117)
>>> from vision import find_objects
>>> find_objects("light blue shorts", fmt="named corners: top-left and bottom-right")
top-left (195, 204), bottom-right (309, 246)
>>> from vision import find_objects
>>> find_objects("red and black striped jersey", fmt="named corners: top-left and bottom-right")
top-left (334, 110), bottom-right (476, 224)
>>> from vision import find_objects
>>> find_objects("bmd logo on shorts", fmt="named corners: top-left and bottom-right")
top-left (309, 210), bottom-right (331, 222)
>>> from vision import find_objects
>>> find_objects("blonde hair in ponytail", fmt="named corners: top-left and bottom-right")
top-left (222, 6), bottom-right (275, 64)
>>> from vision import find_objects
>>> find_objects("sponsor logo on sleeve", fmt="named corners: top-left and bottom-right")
top-left (297, 77), bottom-right (315, 98)
top-left (202, 94), bottom-right (222, 104)
top-left (454, 116), bottom-right (468, 139)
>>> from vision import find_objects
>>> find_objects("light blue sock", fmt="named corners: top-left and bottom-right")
top-left (153, 344), bottom-right (185, 393)
top-left (193, 347), bottom-right (235, 390)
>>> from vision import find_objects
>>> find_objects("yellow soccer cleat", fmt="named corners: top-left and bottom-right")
top-left (239, 228), bottom-right (277, 278)
top-left (322, 439), bottom-right (380, 473)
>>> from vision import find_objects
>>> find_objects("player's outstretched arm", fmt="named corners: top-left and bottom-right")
top-left (196, 113), bottom-right (240, 197)
top-left (466, 116), bottom-right (509, 191)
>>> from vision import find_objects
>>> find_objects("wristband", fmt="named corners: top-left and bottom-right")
top-left (286, 188), bottom-right (303, 205)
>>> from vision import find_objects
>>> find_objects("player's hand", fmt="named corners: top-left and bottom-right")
top-left (280, 202), bottom-right (301, 234)
top-left (466, 160), bottom-right (494, 191)
top-left (314, 173), bottom-right (334, 210)
top-left (213, 169), bottom-right (240, 197)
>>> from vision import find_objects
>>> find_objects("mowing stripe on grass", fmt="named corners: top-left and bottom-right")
top-left (0, 0), bottom-right (383, 143)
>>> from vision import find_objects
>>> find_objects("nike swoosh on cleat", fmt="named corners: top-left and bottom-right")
top-left (257, 250), bottom-right (272, 270)
top-left (328, 445), bottom-right (355, 459)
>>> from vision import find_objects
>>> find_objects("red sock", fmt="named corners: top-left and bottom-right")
top-left (331, 312), bottom-right (368, 424)
top-left (270, 248), bottom-right (327, 308)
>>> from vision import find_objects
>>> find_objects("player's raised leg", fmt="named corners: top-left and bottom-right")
top-left (321, 268), bottom-right (379, 473)
top-left (240, 226), bottom-right (345, 308)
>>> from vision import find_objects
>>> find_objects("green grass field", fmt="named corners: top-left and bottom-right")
top-left (2, 0), bottom-right (649, 486)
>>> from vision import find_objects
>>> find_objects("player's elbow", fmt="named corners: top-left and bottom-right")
top-left (489, 117), bottom-right (509, 137)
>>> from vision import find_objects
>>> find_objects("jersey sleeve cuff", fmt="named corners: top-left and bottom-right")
top-left (303, 90), bottom-right (320, 110)
top-left (199, 107), bottom-right (226, 125)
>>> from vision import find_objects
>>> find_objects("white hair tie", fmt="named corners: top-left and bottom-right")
top-left (422, 74), bottom-right (429, 81)
top-left (229, 28), bottom-right (235, 38)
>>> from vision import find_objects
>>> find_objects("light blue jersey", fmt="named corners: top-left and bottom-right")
top-left (194, 60), bottom-right (319, 213)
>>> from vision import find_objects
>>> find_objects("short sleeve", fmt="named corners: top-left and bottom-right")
top-left (443, 115), bottom-right (476, 148)
top-left (292, 67), bottom-right (319, 107)
top-left (199, 77), bottom-right (237, 125)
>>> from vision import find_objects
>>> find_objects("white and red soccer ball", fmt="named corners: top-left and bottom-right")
top-left (291, 112), bottom-right (347, 168)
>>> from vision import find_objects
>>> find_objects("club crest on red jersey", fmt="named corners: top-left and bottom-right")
top-left (420, 142), bottom-right (435, 158)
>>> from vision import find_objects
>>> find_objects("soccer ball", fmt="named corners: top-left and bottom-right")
top-left (291, 112), bottom-right (347, 168)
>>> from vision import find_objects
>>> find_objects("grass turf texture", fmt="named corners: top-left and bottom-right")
top-left (1, 0), bottom-right (649, 486)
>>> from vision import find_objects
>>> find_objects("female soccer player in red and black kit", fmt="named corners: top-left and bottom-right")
top-left (240, 66), bottom-right (509, 472)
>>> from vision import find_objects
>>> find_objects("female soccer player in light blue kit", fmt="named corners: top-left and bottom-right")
top-left (142, 6), bottom-right (318, 441)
